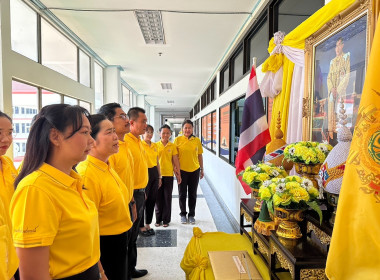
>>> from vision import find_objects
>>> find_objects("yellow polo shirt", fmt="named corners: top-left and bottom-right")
top-left (109, 140), bottom-right (135, 201)
top-left (157, 141), bottom-right (178, 177)
top-left (0, 156), bottom-right (17, 218)
top-left (0, 156), bottom-right (18, 278)
top-left (174, 135), bottom-right (203, 172)
top-left (124, 133), bottom-right (148, 189)
top-left (0, 197), bottom-right (18, 279)
top-left (10, 163), bottom-right (100, 279)
top-left (142, 141), bottom-right (158, 168)
top-left (77, 155), bottom-right (133, 236)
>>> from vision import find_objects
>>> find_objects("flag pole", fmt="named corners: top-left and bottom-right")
top-left (252, 57), bottom-right (257, 68)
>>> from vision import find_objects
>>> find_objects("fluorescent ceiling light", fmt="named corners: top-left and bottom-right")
top-left (161, 83), bottom-right (172, 90)
top-left (135, 10), bottom-right (165, 44)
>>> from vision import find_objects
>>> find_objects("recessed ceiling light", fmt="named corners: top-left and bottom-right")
top-left (135, 10), bottom-right (165, 44)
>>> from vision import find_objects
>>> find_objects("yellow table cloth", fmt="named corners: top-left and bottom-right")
top-left (181, 227), bottom-right (291, 280)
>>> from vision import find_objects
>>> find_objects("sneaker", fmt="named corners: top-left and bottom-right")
top-left (181, 216), bottom-right (187, 224)
top-left (188, 216), bottom-right (195, 224)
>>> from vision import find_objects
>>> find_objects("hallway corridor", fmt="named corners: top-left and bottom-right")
top-left (135, 178), bottom-right (237, 279)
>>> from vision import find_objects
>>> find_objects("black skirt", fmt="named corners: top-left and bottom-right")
top-left (56, 263), bottom-right (99, 280)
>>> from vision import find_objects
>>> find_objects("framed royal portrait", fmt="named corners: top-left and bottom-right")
top-left (303, 0), bottom-right (375, 146)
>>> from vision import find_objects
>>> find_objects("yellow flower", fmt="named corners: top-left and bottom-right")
top-left (245, 166), bottom-right (252, 172)
top-left (269, 183), bottom-right (277, 194)
top-left (290, 187), bottom-right (310, 203)
top-left (307, 187), bottom-right (319, 198)
top-left (260, 164), bottom-right (270, 172)
top-left (273, 193), bottom-right (292, 206)
top-left (285, 181), bottom-right (299, 190)
top-left (287, 176), bottom-right (302, 183)
top-left (259, 187), bottom-right (272, 200)
top-left (257, 173), bottom-right (270, 181)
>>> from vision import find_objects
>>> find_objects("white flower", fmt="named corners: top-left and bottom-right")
top-left (263, 180), bottom-right (271, 187)
top-left (301, 179), bottom-right (313, 190)
top-left (276, 183), bottom-right (286, 193)
top-left (289, 147), bottom-right (296, 155)
top-left (251, 164), bottom-right (257, 169)
top-left (281, 178), bottom-right (286, 183)
top-left (265, 162), bottom-right (274, 167)
top-left (271, 170), bottom-right (279, 177)
top-left (255, 168), bottom-right (261, 172)
top-left (318, 144), bottom-right (328, 153)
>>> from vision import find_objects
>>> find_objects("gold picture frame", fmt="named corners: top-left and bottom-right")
top-left (303, 0), bottom-right (375, 145)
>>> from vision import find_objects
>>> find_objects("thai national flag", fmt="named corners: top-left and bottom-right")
top-left (235, 65), bottom-right (271, 194)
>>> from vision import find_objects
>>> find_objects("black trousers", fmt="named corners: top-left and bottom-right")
top-left (155, 176), bottom-right (174, 224)
top-left (140, 167), bottom-right (159, 226)
top-left (100, 231), bottom-right (129, 280)
top-left (178, 169), bottom-right (200, 217)
top-left (56, 263), bottom-right (99, 280)
top-left (128, 190), bottom-right (145, 274)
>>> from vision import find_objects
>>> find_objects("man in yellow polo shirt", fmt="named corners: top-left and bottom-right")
top-left (98, 103), bottom-right (148, 278)
top-left (125, 107), bottom-right (149, 278)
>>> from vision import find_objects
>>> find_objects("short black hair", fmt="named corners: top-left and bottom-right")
top-left (98, 103), bottom-right (122, 121)
top-left (182, 119), bottom-right (193, 128)
top-left (146, 124), bottom-right (154, 132)
top-left (159, 124), bottom-right (172, 133)
top-left (89, 114), bottom-right (107, 139)
top-left (0, 111), bottom-right (12, 123)
top-left (127, 107), bottom-right (145, 121)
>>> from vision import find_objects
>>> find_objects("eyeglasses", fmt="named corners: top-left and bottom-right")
top-left (116, 114), bottom-right (128, 120)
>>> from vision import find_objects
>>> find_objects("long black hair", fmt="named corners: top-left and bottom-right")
top-left (15, 104), bottom-right (90, 187)
top-left (89, 114), bottom-right (107, 139)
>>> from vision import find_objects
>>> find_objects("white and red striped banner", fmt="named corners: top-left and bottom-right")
top-left (235, 65), bottom-right (271, 194)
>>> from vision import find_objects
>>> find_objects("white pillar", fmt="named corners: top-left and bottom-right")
top-left (137, 94), bottom-right (145, 108)
top-left (104, 66), bottom-right (122, 104)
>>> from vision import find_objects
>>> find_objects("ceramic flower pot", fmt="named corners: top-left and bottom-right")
top-left (251, 189), bottom-right (262, 212)
top-left (294, 162), bottom-right (322, 189)
top-left (274, 208), bottom-right (304, 239)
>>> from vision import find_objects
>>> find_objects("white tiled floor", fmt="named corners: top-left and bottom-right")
top-left (136, 179), bottom-right (217, 279)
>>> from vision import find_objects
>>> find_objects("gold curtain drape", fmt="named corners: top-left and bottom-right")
top-left (262, 0), bottom-right (356, 141)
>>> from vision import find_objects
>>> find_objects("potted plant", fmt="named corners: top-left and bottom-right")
top-left (259, 175), bottom-right (322, 239)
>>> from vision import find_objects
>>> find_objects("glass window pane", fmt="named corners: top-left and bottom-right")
top-left (278, 0), bottom-right (324, 34)
top-left (64, 96), bottom-right (78, 105)
top-left (10, 0), bottom-right (38, 61)
top-left (230, 97), bottom-right (245, 164)
top-left (249, 19), bottom-right (269, 67)
top-left (79, 50), bottom-right (91, 87)
top-left (41, 19), bottom-right (78, 81)
top-left (79, 101), bottom-right (91, 112)
top-left (122, 86), bottom-right (130, 107)
top-left (223, 67), bottom-right (229, 91)
top-left (42, 89), bottom-right (61, 107)
top-left (232, 49), bottom-right (244, 83)
top-left (94, 63), bottom-right (104, 110)
top-left (12, 81), bottom-right (38, 168)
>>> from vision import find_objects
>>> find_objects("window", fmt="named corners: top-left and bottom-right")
top-left (230, 97), bottom-right (245, 164)
top-left (247, 16), bottom-right (269, 69)
top-left (79, 50), bottom-right (91, 87)
top-left (122, 86), bottom-right (131, 107)
top-left (64, 96), bottom-right (78, 105)
top-left (79, 101), bottom-right (91, 112)
top-left (219, 65), bottom-right (229, 94)
top-left (275, 0), bottom-right (324, 34)
top-left (12, 81), bottom-right (38, 167)
top-left (42, 89), bottom-right (61, 107)
top-left (219, 104), bottom-right (230, 161)
top-left (211, 111), bottom-right (217, 153)
top-left (231, 46), bottom-right (244, 84)
top-left (210, 80), bottom-right (216, 102)
top-left (94, 63), bottom-right (104, 110)
top-left (41, 18), bottom-right (77, 80)
top-left (10, 0), bottom-right (38, 61)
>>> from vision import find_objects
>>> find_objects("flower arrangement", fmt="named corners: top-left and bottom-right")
top-left (239, 162), bottom-right (288, 190)
top-left (259, 175), bottom-right (322, 223)
top-left (283, 141), bottom-right (333, 165)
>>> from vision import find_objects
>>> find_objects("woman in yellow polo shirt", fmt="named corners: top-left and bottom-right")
top-left (10, 104), bottom-right (100, 280)
top-left (155, 124), bottom-right (181, 227)
top-left (140, 125), bottom-right (162, 236)
top-left (174, 120), bottom-right (204, 225)
top-left (0, 111), bottom-right (18, 280)
top-left (77, 114), bottom-right (133, 280)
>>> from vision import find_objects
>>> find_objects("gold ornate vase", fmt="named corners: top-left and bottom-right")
top-left (251, 189), bottom-right (262, 212)
top-left (275, 208), bottom-right (304, 239)
top-left (294, 162), bottom-right (322, 189)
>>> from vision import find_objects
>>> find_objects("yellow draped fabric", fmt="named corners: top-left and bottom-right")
top-left (261, 0), bottom-right (356, 141)
top-left (326, 18), bottom-right (380, 280)
top-left (181, 227), bottom-right (292, 280)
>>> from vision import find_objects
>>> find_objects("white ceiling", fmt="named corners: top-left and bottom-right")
top-left (39, 0), bottom-right (259, 112)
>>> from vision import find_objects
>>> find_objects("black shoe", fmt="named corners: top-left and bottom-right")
top-left (131, 269), bottom-right (148, 278)
top-left (148, 228), bottom-right (155, 235)
top-left (139, 230), bottom-right (150, 237)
